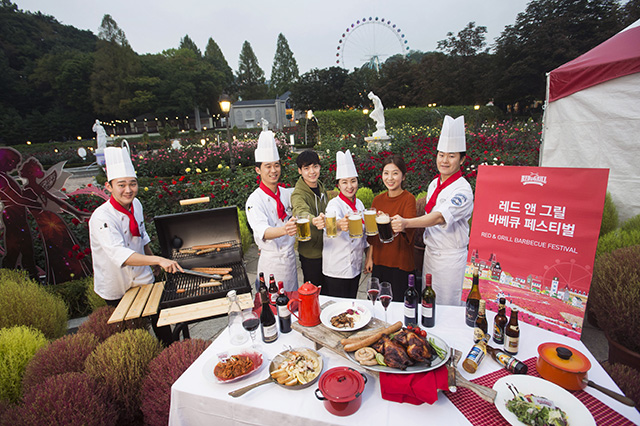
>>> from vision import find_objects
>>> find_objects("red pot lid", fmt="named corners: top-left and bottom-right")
top-left (538, 342), bottom-right (591, 373)
top-left (298, 281), bottom-right (320, 296)
top-left (318, 367), bottom-right (365, 401)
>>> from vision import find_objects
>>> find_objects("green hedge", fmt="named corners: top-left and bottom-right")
top-left (600, 192), bottom-right (619, 237)
top-left (0, 326), bottom-right (48, 403)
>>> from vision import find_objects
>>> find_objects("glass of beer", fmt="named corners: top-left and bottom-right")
top-left (376, 213), bottom-right (394, 243)
top-left (348, 212), bottom-right (363, 239)
top-left (364, 208), bottom-right (378, 236)
top-left (296, 214), bottom-right (311, 242)
top-left (325, 211), bottom-right (338, 238)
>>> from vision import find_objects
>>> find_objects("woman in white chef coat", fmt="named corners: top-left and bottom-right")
top-left (391, 116), bottom-right (474, 305)
top-left (245, 129), bottom-right (298, 291)
top-left (318, 150), bottom-right (368, 298)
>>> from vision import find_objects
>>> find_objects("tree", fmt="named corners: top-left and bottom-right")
top-left (290, 67), bottom-right (349, 110)
top-left (204, 37), bottom-right (234, 93)
top-left (437, 22), bottom-right (488, 56)
top-left (97, 14), bottom-right (129, 46)
top-left (270, 33), bottom-right (299, 96)
top-left (179, 34), bottom-right (201, 57)
top-left (236, 41), bottom-right (268, 100)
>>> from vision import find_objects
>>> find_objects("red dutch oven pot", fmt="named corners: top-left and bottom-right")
top-left (315, 367), bottom-right (367, 416)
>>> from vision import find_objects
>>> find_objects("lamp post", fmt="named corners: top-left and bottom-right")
top-left (219, 94), bottom-right (233, 170)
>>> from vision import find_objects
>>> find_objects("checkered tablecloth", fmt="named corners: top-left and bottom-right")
top-left (443, 357), bottom-right (635, 426)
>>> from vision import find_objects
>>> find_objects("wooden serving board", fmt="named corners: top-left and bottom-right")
top-left (292, 301), bottom-right (391, 367)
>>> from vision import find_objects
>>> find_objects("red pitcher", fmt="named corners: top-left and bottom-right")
top-left (288, 281), bottom-right (322, 327)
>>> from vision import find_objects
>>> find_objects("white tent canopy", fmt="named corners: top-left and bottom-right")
top-left (541, 19), bottom-right (640, 222)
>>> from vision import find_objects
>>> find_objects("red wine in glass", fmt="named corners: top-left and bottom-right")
top-left (242, 309), bottom-right (260, 347)
top-left (380, 282), bottom-right (393, 323)
top-left (242, 318), bottom-right (260, 332)
top-left (380, 295), bottom-right (392, 308)
top-left (368, 288), bottom-right (380, 304)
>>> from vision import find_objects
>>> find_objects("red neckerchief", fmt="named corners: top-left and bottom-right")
top-left (259, 181), bottom-right (287, 221)
top-left (425, 170), bottom-right (463, 214)
top-left (339, 192), bottom-right (364, 222)
top-left (109, 196), bottom-right (141, 237)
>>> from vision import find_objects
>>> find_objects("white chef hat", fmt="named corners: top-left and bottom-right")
top-left (105, 141), bottom-right (136, 181)
top-left (254, 130), bottom-right (280, 162)
top-left (437, 115), bottom-right (466, 153)
top-left (335, 150), bottom-right (358, 179)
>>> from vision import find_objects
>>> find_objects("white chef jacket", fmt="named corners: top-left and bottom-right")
top-left (245, 186), bottom-right (298, 291)
top-left (322, 196), bottom-right (368, 279)
top-left (89, 198), bottom-right (153, 300)
top-left (423, 176), bottom-right (474, 305)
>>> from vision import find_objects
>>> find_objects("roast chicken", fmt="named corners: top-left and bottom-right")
top-left (393, 329), bottom-right (433, 364)
top-left (374, 335), bottom-right (414, 369)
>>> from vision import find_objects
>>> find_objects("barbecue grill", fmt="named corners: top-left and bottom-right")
top-left (154, 206), bottom-right (251, 309)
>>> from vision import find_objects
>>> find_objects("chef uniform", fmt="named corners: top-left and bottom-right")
top-left (423, 116), bottom-right (474, 306)
top-left (322, 150), bottom-right (368, 297)
top-left (246, 130), bottom-right (298, 291)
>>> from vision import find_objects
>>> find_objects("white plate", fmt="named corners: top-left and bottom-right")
top-left (345, 331), bottom-right (450, 374)
top-left (493, 375), bottom-right (595, 426)
top-left (202, 350), bottom-right (264, 384)
top-left (320, 301), bottom-right (372, 331)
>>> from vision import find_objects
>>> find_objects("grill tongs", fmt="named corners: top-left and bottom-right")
top-left (179, 268), bottom-right (223, 280)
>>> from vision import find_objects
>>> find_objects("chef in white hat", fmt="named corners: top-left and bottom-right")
top-left (89, 142), bottom-right (182, 344)
top-left (319, 150), bottom-right (369, 298)
top-left (391, 115), bottom-right (474, 305)
top-left (245, 128), bottom-right (298, 291)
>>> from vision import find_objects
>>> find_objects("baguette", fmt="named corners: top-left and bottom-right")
top-left (342, 321), bottom-right (403, 352)
top-left (340, 321), bottom-right (403, 346)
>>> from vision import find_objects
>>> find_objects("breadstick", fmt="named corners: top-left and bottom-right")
top-left (342, 321), bottom-right (403, 352)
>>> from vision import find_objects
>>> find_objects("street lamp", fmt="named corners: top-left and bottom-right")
top-left (219, 93), bottom-right (233, 170)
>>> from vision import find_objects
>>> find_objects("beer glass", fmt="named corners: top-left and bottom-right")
top-left (348, 212), bottom-right (363, 239)
top-left (376, 213), bottom-right (394, 243)
top-left (296, 214), bottom-right (311, 242)
top-left (325, 211), bottom-right (338, 238)
top-left (363, 208), bottom-right (378, 236)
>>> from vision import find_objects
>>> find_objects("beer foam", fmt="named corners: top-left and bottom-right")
top-left (376, 214), bottom-right (390, 224)
top-left (364, 210), bottom-right (376, 215)
top-left (349, 214), bottom-right (361, 220)
top-left (297, 218), bottom-right (309, 223)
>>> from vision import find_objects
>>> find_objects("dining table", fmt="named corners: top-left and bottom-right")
top-left (169, 296), bottom-right (640, 426)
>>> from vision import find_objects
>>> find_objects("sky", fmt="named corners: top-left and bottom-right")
top-left (15, 0), bottom-right (531, 79)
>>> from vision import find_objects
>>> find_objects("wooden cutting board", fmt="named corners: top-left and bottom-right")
top-left (292, 301), bottom-right (391, 364)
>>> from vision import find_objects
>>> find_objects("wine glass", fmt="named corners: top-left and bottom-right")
top-left (242, 308), bottom-right (260, 348)
top-left (367, 277), bottom-right (380, 318)
top-left (379, 282), bottom-right (393, 323)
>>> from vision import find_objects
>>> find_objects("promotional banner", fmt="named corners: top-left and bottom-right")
top-left (463, 165), bottom-right (609, 339)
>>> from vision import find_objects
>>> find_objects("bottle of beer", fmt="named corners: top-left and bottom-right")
top-left (268, 274), bottom-right (278, 305)
top-left (473, 299), bottom-right (488, 343)
top-left (462, 333), bottom-right (489, 373)
top-left (276, 281), bottom-right (291, 333)
top-left (492, 298), bottom-right (508, 344)
top-left (403, 274), bottom-right (419, 327)
top-left (421, 273), bottom-right (436, 328)
top-left (258, 272), bottom-right (267, 293)
top-left (486, 345), bottom-right (528, 374)
top-left (504, 307), bottom-right (520, 355)
top-left (465, 268), bottom-right (481, 327)
top-left (259, 288), bottom-right (278, 343)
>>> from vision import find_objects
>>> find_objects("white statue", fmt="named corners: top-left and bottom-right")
top-left (92, 119), bottom-right (108, 151)
top-left (367, 92), bottom-right (388, 138)
top-left (261, 117), bottom-right (269, 132)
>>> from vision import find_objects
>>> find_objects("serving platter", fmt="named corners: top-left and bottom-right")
top-left (202, 350), bottom-right (264, 384)
top-left (320, 301), bottom-right (372, 332)
top-left (345, 332), bottom-right (450, 374)
top-left (493, 375), bottom-right (595, 426)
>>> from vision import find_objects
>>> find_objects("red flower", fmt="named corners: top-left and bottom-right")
top-left (84, 247), bottom-right (91, 254)
top-left (77, 253), bottom-right (85, 260)
top-left (68, 251), bottom-right (73, 257)
top-left (158, 194), bottom-right (163, 199)
top-left (72, 244), bottom-right (80, 251)
top-left (71, 218), bottom-right (80, 225)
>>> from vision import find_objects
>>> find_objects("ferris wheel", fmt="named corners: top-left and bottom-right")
top-left (336, 17), bottom-right (410, 72)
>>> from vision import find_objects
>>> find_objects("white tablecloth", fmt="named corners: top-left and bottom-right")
top-left (169, 296), bottom-right (640, 426)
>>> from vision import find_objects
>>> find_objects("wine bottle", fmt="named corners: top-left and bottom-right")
top-left (404, 274), bottom-right (419, 326)
top-left (486, 345), bottom-right (528, 374)
top-left (421, 273), bottom-right (436, 328)
top-left (276, 281), bottom-right (291, 333)
top-left (473, 299), bottom-right (488, 343)
top-left (259, 288), bottom-right (278, 343)
top-left (258, 272), bottom-right (267, 294)
top-left (268, 274), bottom-right (278, 304)
top-left (504, 307), bottom-right (520, 355)
top-left (492, 297), bottom-right (508, 344)
top-left (465, 268), bottom-right (481, 327)
top-left (462, 333), bottom-right (489, 373)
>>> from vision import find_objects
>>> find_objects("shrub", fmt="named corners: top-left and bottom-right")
top-left (621, 214), bottom-right (640, 232)
top-left (0, 269), bottom-right (68, 339)
top-left (0, 326), bottom-right (48, 403)
top-left (77, 306), bottom-right (148, 342)
top-left (590, 246), bottom-right (640, 353)
top-left (22, 332), bottom-right (100, 394)
top-left (46, 276), bottom-right (93, 318)
top-left (356, 187), bottom-right (374, 209)
top-left (237, 207), bottom-right (253, 254)
top-left (600, 192), bottom-right (618, 236)
top-left (603, 362), bottom-right (640, 407)
top-left (9, 372), bottom-right (117, 426)
top-left (140, 339), bottom-right (211, 426)
top-left (86, 279), bottom-right (107, 312)
top-left (595, 228), bottom-right (640, 258)
top-left (85, 329), bottom-right (163, 424)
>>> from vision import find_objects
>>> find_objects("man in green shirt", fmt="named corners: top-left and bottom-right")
top-left (291, 150), bottom-right (328, 286)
